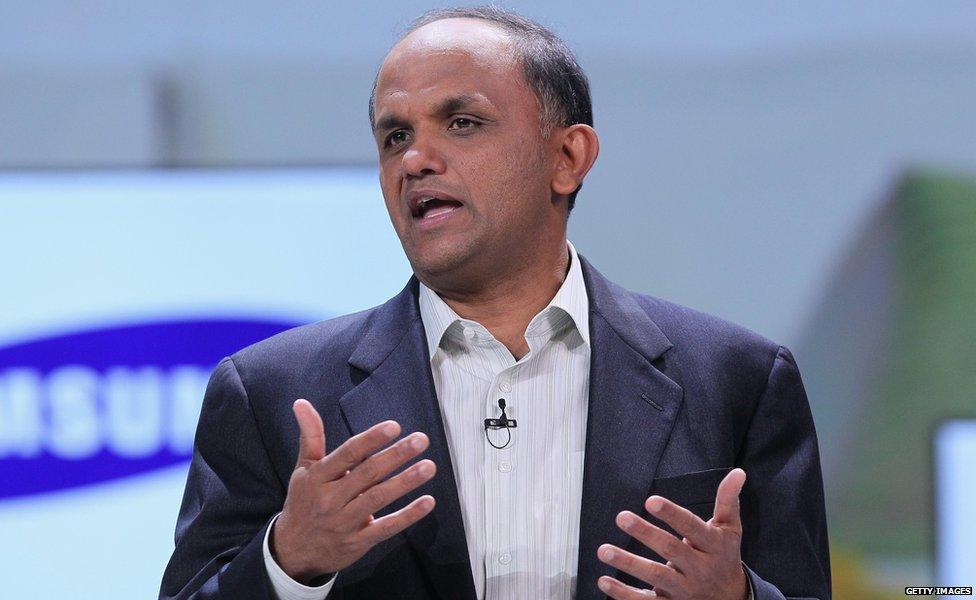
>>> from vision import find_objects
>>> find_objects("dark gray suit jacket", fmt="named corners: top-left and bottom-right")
top-left (159, 256), bottom-right (831, 599)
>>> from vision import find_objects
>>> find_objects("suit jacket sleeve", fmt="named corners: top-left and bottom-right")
top-left (159, 356), bottom-right (285, 600)
top-left (739, 346), bottom-right (832, 600)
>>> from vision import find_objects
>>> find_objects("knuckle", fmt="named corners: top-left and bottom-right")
top-left (288, 469), bottom-right (308, 488)
top-left (379, 519), bottom-right (397, 541)
top-left (634, 518), bottom-right (655, 539)
top-left (637, 521), bottom-right (660, 546)
top-left (360, 460), bottom-right (380, 482)
top-left (403, 468), bottom-right (421, 488)
top-left (306, 460), bottom-right (327, 479)
top-left (366, 486), bottom-right (386, 508)
top-left (333, 446), bottom-right (353, 467)
top-left (398, 439), bottom-right (415, 459)
top-left (348, 430), bottom-right (370, 449)
top-left (628, 585), bottom-right (649, 600)
top-left (670, 511), bottom-right (689, 530)
top-left (662, 533), bottom-right (682, 555)
top-left (626, 585), bottom-right (648, 600)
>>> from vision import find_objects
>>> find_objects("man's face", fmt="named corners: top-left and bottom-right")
top-left (372, 19), bottom-right (563, 285)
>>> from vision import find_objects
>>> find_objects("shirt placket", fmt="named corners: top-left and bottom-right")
top-left (483, 349), bottom-right (523, 599)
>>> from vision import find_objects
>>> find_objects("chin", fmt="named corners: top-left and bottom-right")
top-left (409, 251), bottom-right (465, 278)
top-left (406, 243), bottom-right (479, 283)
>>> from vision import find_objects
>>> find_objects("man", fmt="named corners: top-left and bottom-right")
top-left (160, 7), bottom-right (830, 600)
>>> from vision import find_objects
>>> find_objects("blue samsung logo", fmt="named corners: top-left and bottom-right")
top-left (0, 318), bottom-right (298, 500)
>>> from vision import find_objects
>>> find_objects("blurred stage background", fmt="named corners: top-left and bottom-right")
top-left (1, 1), bottom-right (975, 597)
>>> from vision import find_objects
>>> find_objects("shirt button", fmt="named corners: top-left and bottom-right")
top-left (498, 553), bottom-right (512, 565)
top-left (463, 327), bottom-right (476, 339)
top-left (498, 461), bottom-right (513, 473)
top-left (498, 381), bottom-right (512, 392)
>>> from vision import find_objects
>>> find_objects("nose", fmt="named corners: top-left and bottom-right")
top-left (400, 134), bottom-right (447, 179)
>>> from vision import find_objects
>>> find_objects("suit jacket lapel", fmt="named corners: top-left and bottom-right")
top-left (334, 259), bottom-right (682, 600)
top-left (574, 257), bottom-right (684, 600)
top-left (338, 278), bottom-right (477, 600)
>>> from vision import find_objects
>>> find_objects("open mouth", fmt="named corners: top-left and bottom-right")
top-left (412, 196), bottom-right (463, 220)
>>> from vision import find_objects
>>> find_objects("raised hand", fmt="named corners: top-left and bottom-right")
top-left (596, 468), bottom-right (750, 600)
top-left (270, 399), bottom-right (437, 584)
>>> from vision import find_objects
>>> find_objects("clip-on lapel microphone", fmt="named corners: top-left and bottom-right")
top-left (484, 398), bottom-right (517, 449)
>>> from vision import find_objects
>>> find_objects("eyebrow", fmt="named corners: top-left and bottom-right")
top-left (434, 93), bottom-right (484, 116)
top-left (373, 93), bottom-right (490, 134)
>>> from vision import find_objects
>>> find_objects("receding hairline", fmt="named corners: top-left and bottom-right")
top-left (394, 16), bottom-right (516, 53)
top-left (370, 17), bottom-right (541, 130)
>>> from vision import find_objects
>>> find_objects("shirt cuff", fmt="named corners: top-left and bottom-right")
top-left (263, 513), bottom-right (337, 600)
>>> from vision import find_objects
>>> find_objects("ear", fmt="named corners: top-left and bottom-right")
top-left (551, 124), bottom-right (600, 197)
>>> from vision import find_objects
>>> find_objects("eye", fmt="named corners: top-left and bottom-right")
top-left (448, 117), bottom-right (478, 131)
top-left (385, 130), bottom-right (410, 148)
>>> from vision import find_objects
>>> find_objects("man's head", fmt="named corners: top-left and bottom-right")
top-left (370, 7), bottom-right (599, 289)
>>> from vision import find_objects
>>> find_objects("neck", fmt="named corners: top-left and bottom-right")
top-left (423, 240), bottom-right (571, 360)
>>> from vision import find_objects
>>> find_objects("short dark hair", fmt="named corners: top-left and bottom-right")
top-left (368, 5), bottom-right (593, 213)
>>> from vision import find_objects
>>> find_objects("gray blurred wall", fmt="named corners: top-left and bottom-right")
top-left (2, 0), bottom-right (975, 347)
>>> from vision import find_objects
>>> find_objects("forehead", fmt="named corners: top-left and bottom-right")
top-left (374, 19), bottom-right (531, 116)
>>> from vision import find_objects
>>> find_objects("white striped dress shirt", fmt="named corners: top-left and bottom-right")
top-left (418, 240), bottom-right (591, 600)
top-left (264, 241), bottom-right (591, 600)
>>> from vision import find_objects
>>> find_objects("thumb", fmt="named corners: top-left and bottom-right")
top-left (293, 398), bottom-right (326, 468)
top-left (712, 468), bottom-right (746, 528)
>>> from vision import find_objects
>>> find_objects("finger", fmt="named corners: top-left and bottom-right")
top-left (358, 495), bottom-right (436, 545)
top-left (312, 420), bottom-right (401, 481)
top-left (293, 399), bottom-right (325, 468)
top-left (645, 496), bottom-right (717, 552)
top-left (331, 432), bottom-right (430, 505)
top-left (616, 511), bottom-right (696, 570)
top-left (597, 575), bottom-right (658, 599)
top-left (712, 468), bottom-right (746, 528)
top-left (598, 545), bottom-right (678, 595)
top-left (343, 458), bottom-right (437, 522)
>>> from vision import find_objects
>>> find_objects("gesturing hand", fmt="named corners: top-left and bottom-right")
top-left (596, 468), bottom-right (749, 600)
top-left (271, 399), bottom-right (437, 585)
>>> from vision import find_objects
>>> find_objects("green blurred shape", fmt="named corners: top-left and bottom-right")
top-left (800, 170), bottom-right (976, 558)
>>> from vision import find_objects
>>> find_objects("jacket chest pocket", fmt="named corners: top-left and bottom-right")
top-left (613, 466), bottom-right (734, 585)
top-left (647, 467), bottom-right (731, 523)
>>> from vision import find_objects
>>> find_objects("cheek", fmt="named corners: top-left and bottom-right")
top-left (498, 142), bottom-right (550, 200)
top-left (464, 136), bottom-right (543, 190)
top-left (458, 144), bottom-right (547, 224)
top-left (378, 173), bottom-right (401, 217)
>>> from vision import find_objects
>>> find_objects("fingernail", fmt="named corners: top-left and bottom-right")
top-left (383, 422), bottom-right (398, 436)
top-left (647, 497), bottom-right (663, 513)
top-left (599, 545), bottom-right (615, 560)
top-left (618, 512), bottom-right (634, 529)
top-left (598, 578), bottom-right (611, 593)
top-left (410, 433), bottom-right (426, 450)
top-left (417, 461), bottom-right (433, 477)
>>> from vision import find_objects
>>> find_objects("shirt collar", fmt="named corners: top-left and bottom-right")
top-left (418, 240), bottom-right (591, 360)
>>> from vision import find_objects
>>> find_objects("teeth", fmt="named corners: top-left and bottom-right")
top-left (413, 196), bottom-right (455, 218)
